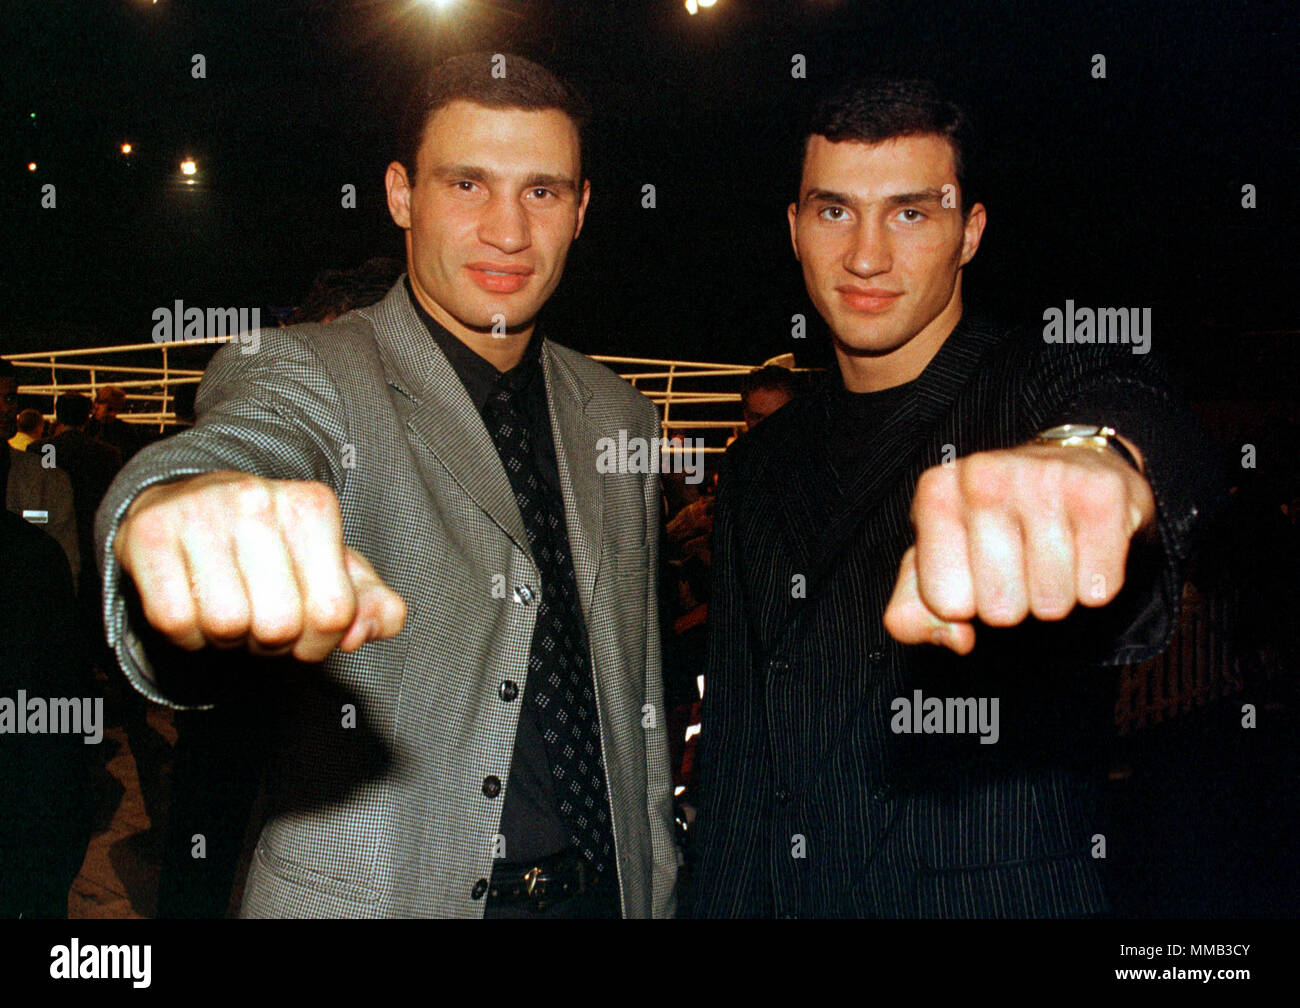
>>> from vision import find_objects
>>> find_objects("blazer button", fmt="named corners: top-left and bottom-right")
top-left (513, 584), bottom-right (535, 605)
top-left (471, 878), bottom-right (488, 900)
top-left (498, 680), bottom-right (519, 702)
top-left (774, 788), bottom-right (793, 804)
top-left (870, 783), bottom-right (894, 802)
top-left (767, 659), bottom-right (789, 676)
top-left (482, 775), bottom-right (502, 799)
top-left (868, 648), bottom-right (885, 663)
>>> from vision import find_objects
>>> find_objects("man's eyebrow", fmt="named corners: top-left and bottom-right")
top-left (803, 188), bottom-right (856, 207)
top-left (883, 188), bottom-right (948, 206)
top-left (432, 163), bottom-right (491, 183)
top-left (523, 173), bottom-right (578, 194)
top-left (801, 187), bottom-right (950, 208)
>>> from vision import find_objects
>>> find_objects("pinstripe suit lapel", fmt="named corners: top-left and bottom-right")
top-left (366, 282), bottom-right (530, 555)
top-left (793, 315), bottom-right (1010, 592)
top-left (542, 344), bottom-right (604, 613)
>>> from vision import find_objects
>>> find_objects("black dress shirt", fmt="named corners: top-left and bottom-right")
top-left (406, 280), bottom-right (570, 862)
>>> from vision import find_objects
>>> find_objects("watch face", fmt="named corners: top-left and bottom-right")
top-left (1040, 423), bottom-right (1104, 440)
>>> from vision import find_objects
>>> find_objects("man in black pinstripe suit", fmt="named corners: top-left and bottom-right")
top-left (691, 79), bottom-right (1219, 917)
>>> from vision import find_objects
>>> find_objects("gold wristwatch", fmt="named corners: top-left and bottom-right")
top-left (1033, 423), bottom-right (1143, 475)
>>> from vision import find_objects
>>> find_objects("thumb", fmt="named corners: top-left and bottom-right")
top-left (337, 547), bottom-right (407, 652)
top-left (883, 546), bottom-right (977, 655)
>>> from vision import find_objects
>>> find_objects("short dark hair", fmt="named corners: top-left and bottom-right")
top-left (15, 408), bottom-right (43, 435)
top-left (740, 365), bottom-right (806, 404)
top-left (800, 78), bottom-right (978, 213)
top-left (294, 257), bottom-right (405, 324)
top-left (55, 393), bottom-right (92, 427)
top-left (396, 52), bottom-right (591, 185)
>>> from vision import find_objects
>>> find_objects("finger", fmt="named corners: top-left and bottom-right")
top-left (966, 508), bottom-right (1029, 626)
top-left (176, 522), bottom-right (253, 647)
top-left (911, 467), bottom-right (976, 622)
top-left (1072, 479), bottom-right (1132, 607)
top-left (229, 511), bottom-right (304, 652)
top-left (279, 485), bottom-right (356, 663)
top-left (337, 548), bottom-right (407, 653)
top-left (120, 523), bottom-right (206, 651)
top-left (1022, 501), bottom-right (1076, 620)
top-left (884, 546), bottom-right (976, 655)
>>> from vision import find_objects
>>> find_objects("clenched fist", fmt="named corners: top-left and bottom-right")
top-left (115, 470), bottom-right (407, 662)
top-left (883, 440), bottom-right (1155, 654)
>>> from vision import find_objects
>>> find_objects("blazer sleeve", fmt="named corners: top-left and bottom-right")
top-left (1018, 334), bottom-right (1228, 665)
top-left (640, 399), bottom-right (679, 918)
top-left (94, 327), bottom-right (351, 708)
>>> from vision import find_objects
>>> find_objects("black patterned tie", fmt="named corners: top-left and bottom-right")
top-left (482, 382), bottom-right (615, 875)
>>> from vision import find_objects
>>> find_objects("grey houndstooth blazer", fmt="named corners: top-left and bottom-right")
top-left (94, 279), bottom-right (677, 918)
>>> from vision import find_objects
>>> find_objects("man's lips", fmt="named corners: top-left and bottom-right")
top-left (466, 262), bottom-right (533, 294)
top-left (837, 286), bottom-right (902, 313)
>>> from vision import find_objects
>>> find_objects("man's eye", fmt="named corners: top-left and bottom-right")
top-left (528, 187), bottom-right (555, 200)
top-left (453, 180), bottom-right (478, 192)
top-left (897, 208), bottom-right (925, 222)
top-left (818, 206), bottom-right (849, 221)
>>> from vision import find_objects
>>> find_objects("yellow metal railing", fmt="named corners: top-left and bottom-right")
top-left (5, 341), bottom-right (814, 451)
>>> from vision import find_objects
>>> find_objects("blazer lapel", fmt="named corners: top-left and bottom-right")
top-left (542, 345), bottom-right (605, 614)
top-left (363, 281), bottom-right (529, 555)
top-left (781, 313), bottom-right (1010, 611)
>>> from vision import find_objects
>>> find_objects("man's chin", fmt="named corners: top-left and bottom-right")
top-left (829, 329), bottom-right (906, 359)
top-left (460, 310), bottom-right (539, 339)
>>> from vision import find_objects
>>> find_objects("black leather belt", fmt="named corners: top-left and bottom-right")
top-left (488, 847), bottom-right (600, 911)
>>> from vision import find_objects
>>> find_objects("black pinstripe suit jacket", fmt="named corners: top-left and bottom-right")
top-left (692, 312), bottom-right (1220, 918)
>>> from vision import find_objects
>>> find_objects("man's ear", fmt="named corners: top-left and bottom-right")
top-left (573, 179), bottom-right (592, 240)
top-left (787, 202), bottom-right (801, 261)
top-left (385, 162), bottom-right (413, 229)
top-left (959, 202), bottom-right (987, 267)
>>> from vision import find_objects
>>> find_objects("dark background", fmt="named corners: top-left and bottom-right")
top-left (4, 0), bottom-right (1297, 399)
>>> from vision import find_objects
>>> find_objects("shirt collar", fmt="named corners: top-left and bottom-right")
top-left (403, 275), bottom-right (544, 410)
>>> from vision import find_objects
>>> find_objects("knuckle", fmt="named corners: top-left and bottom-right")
top-left (287, 480), bottom-right (339, 516)
top-left (229, 478), bottom-right (277, 522)
top-left (197, 608), bottom-right (250, 642)
top-left (981, 601), bottom-right (1027, 627)
top-left (250, 608), bottom-right (304, 648)
top-left (959, 454), bottom-right (1011, 508)
top-left (310, 594), bottom-right (356, 635)
top-left (1030, 594), bottom-right (1074, 621)
top-left (146, 602), bottom-right (196, 642)
top-left (1069, 468), bottom-right (1126, 518)
top-left (911, 468), bottom-right (952, 520)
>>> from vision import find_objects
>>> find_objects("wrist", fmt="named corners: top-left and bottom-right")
top-left (1032, 423), bottom-right (1145, 476)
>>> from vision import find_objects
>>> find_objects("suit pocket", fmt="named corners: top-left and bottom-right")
top-left (256, 800), bottom-right (385, 905)
top-left (911, 852), bottom-right (1105, 917)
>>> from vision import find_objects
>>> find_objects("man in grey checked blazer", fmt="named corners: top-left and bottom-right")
top-left (95, 54), bottom-right (677, 918)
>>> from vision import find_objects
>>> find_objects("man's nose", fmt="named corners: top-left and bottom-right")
top-left (478, 193), bottom-right (531, 254)
top-left (844, 217), bottom-right (891, 277)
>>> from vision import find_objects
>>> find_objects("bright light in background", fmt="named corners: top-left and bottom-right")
top-left (684, 724), bottom-right (700, 742)
top-left (179, 159), bottom-right (197, 176)
top-left (674, 785), bottom-right (686, 797)
top-left (121, 143), bottom-right (133, 155)
top-left (421, 0), bottom-right (460, 9)
top-left (27, 162), bottom-right (37, 172)
top-left (685, 0), bottom-right (717, 13)
top-left (696, 674), bottom-right (705, 699)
